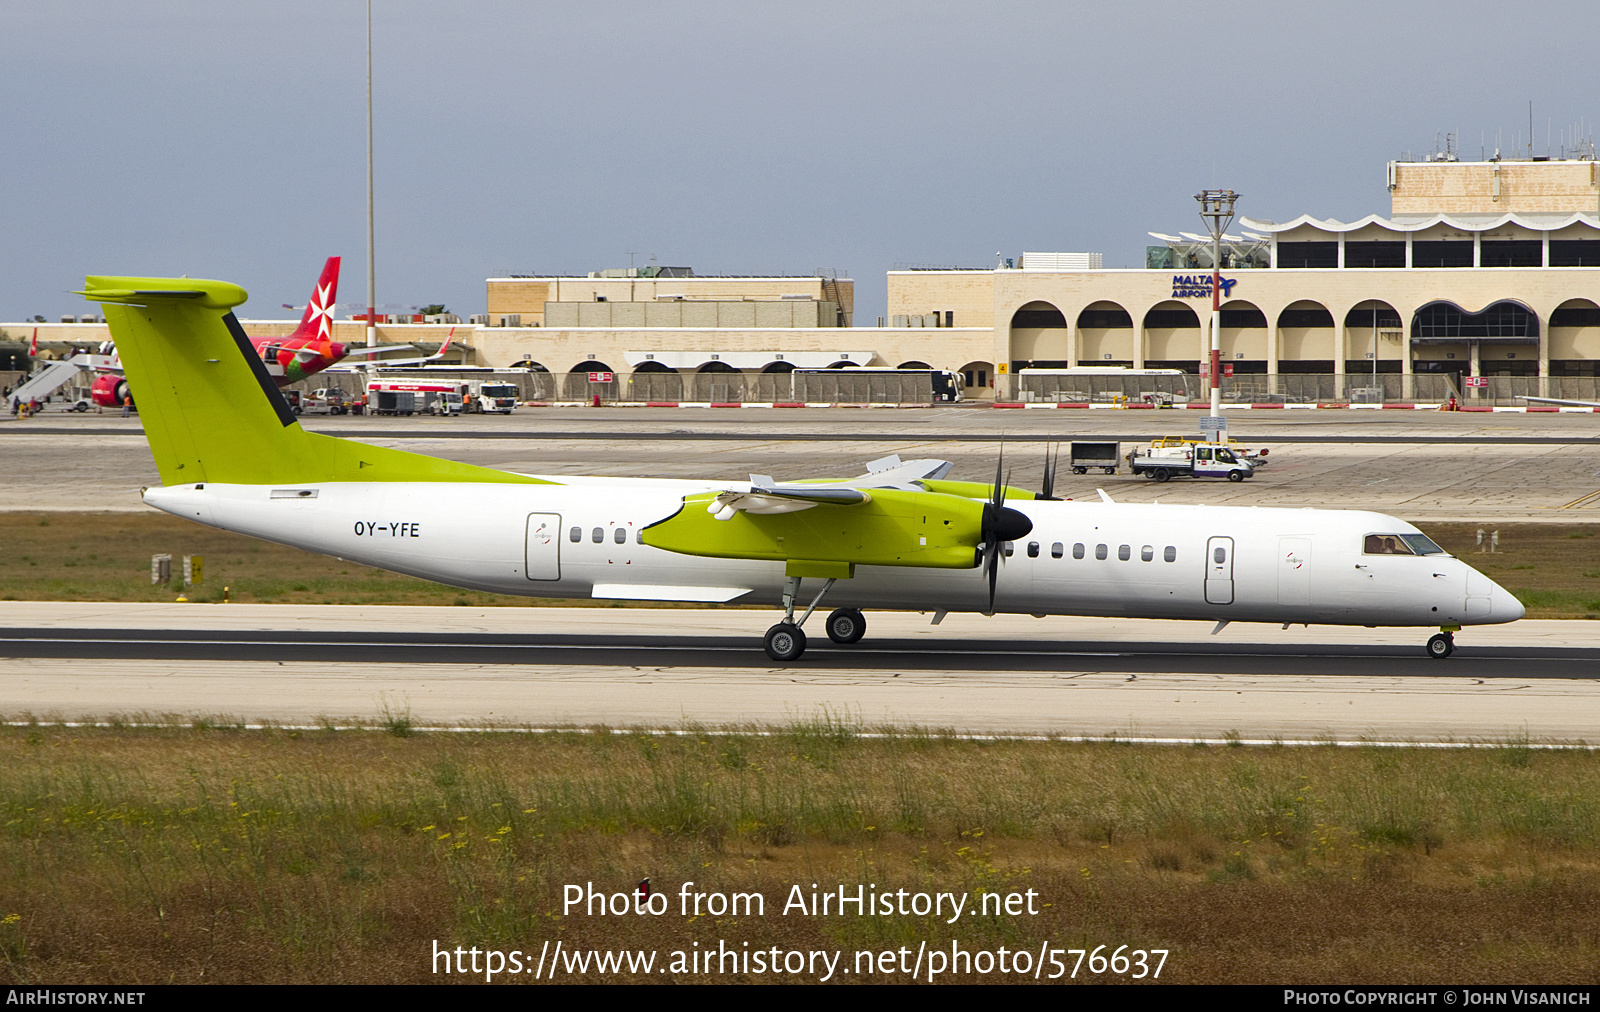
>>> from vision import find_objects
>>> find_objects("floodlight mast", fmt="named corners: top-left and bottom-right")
top-left (1195, 189), bottom-right (1238, 417)
top-left (365, 0), bottom-right (376, 359)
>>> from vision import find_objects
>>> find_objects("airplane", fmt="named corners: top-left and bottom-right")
top-left (1518, 396), bottom-right (1600, 410)
top-left (88, 257), bottom-right (420, 408)
top-left (79, 274), bottom-right (1524, 662)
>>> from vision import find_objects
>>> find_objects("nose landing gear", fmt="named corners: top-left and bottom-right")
top-left (1426, 630), bottom-right (1456, 659)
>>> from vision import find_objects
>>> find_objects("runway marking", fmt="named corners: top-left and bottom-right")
top-left (1557, 489), bottom-right (1600, 509)
top-left (1, 633), bottom-right (1582, 663)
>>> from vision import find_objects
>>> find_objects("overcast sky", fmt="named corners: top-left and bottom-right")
top-left (6, 1), bottom-right (1599, 325)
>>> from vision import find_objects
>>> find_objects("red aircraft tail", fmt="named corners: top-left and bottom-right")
top-left (288, 256), bottom-right (341, 342)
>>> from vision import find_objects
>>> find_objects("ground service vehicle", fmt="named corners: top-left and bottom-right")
top-left (471, 382), bottom-right (518, 413)
top-left (82, 273), bottom-right (1522, 662)
top-left (368, 378), bottom-right (468, 416)
top-left (1130, 439), bottom-right (1254, 482)
top-left (298, 388), bottom-right (349, 415)
top-left (1070, 441), bottom-right (1120, 475)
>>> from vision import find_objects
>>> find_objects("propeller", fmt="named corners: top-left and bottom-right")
top-left (1038, 441), bottom-right (1061, 501)
top-left (979, 442), bottom-right (1034, 614)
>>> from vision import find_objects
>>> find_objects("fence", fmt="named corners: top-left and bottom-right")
top-left (560, 370), bottom-right (936, 404)
top-left (290, 370), bottom-right (939, 404)
top-left (1017, 372), bottom-right (1600, 405)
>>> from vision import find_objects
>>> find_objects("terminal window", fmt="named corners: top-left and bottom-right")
top-left (1344, 241), bottom-right (1406, 268)
top-left (1479, 240), bottom-right (1542, 268)
top-left (1411, 241), bottom-right (1474, 268)
top-left (1277, 242), bottom-right (1337, 268)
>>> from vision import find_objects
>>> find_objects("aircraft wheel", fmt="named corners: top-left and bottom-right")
top-left (825, 608), bottom-right (866, 644)
top-left (1153, 468), bottom-right (1171, 482)
top-left (1426, 632), bottom-right (1454, 659)
top-left (764, 623), bottom-right (807, 662)
top-left (1227, 470), bottom-right (1244, 483)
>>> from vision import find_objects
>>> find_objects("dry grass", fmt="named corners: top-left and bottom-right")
top-left (1422, 523), bottom-right (1600, 618)
top-left (0, 720), bottom-right (1597, 983)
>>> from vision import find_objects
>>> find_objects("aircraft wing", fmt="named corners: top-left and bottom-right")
top-left (338, 344), bottom-right (416, 358)
top-left (702, 455), bottom-right (956, 519)
top-left (1519, 396), bottom-right (1600, 409)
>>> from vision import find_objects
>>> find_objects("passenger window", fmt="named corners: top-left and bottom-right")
top-left (614, 528), bottom-right (627, 544)
top-left (1214, 546), bottom-right (1227, 564)
top-left (1141, 545), bottom-right (1153, 562)
top-left (1051, 542), bottom-right (1064, 559)
top-left (1072, 543), bottom-right (1085, 560)
top-left (637, 530), bottom-right (645, 544)
top-left (1095, 544), bottom-right (1108, 560)
top-left (1027, 542), bottom-right (1040, 558)
top-left (1004, 542), bottom-right (1015, 558)
top-left (1118, 545), bottom-right (1130, 561)
top-left (1164, 546), bottom-right (1176, 562)
top-left (570, 527), bottom-right (581, 543)
top-left (592, 527), bottom-right (604, 543)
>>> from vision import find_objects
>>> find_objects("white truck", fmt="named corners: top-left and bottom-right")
top-left (469, 381), bottom-right (519, 414)
top-left (1129, 438), bottom-right (1255, 482)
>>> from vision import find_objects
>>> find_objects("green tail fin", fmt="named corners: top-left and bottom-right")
top-left (81, 275), bottom-right (553, 488)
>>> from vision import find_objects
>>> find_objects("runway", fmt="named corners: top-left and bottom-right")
top-left (4, 604), bottom-right (1596, 743)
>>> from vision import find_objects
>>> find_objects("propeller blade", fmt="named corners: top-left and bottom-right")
top-left (1040, 442), bottom-right (1058, 500)
top-left (986, 535), bottom-right (999, 614)
top-left (992, 442), bottom-right (1005, 506)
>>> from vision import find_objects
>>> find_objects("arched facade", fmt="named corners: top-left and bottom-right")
top-left (1218, 299), bottom-right (1268, 370)
top-left (1141, 301), bottom-right (1200, 367)
top-left (1074, 301), bottom-right (1133, 365)
top-left (1008, 300), bottom-right (1068, 367)
top-left (957, 360), bottom-right (994, 397)
top-left (1549, 298), bottom-right (1600, 372)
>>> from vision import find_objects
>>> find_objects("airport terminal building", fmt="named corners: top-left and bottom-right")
top-left (888, 156), bottom-right (1600, 402)
top-left (10, 155), bottom-right (1600, 404)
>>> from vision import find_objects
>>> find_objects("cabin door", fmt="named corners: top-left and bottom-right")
top-left (525, 513), bottom-right (562, 581)
top-left (1205, 536), bottom-right (1235, 605)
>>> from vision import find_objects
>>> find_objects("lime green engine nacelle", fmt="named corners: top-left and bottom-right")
top-left (642, 488), bottom-right (990, 579)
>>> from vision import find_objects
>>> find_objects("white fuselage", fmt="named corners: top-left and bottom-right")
top-left (142, 477), bottom-right (1523, 628)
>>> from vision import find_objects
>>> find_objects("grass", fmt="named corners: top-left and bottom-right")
top-left (0, 720), bottom-right (1597, 984)
top-left (1423, 523), bottom-right (1600, 618)
top-left (2, 513), bottom-right (1599, 617)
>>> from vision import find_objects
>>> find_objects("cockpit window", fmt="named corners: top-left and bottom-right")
top-left (1363, 533), bottom-right (1447, 556)
top-left (1399, 533), bottom-right (1446, 556)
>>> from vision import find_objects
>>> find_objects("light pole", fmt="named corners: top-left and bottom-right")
top-left (365, 0), bottom-right (376, 357)
top-left (1195, 190), bottom-right (1238, 419)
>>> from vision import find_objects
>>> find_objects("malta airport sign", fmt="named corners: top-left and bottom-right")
top-left (1171, 275), bottom-right (1238, 298)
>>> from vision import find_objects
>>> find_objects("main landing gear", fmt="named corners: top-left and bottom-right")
top-left (764, 578), bottom-right (864, 662)
top-left (825, 607), bottom-right (866, 644)
top-left (1426, 631), bottom-right (1456, 659)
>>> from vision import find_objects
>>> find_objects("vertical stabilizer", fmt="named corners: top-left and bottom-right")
top-left (288, 256), bottom-right (340, 342)
top-left (79, 275), bottom-right (554, 489)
